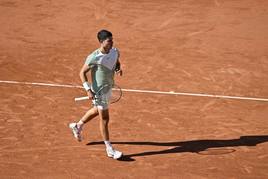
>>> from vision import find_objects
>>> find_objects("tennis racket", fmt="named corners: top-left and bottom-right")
top-left (75, 84), bottom-right (122, 104)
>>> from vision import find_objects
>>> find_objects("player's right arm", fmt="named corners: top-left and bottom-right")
top-left (79, 63), bottom-right (94, 99)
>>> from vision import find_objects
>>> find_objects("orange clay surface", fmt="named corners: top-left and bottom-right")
top-left (0, 0), bottom-right (268, 178)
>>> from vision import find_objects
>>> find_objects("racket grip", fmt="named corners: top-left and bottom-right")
top-left (74, 96), bottom-right (89, 101)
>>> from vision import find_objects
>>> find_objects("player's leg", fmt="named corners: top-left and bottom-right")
top-left (98, 108), bottom-right (110, 141)
top-left (69, 107), bottom-right (99, 141)
top-left (79, 106), bottom-right (99, 127)
top-left (98, 107), bottom-right (123, 159)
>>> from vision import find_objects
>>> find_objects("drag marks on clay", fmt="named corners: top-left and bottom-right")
top-left (6, 119), bottom-right (23, 123)
top-left (1, 136), bottom-right (19, 141)
top-left (186, 26), bottom-right (216, 37)
top-left (164, 117), bottom-right (178, 126)
top-left (0, 161), bottom-right (33, 167)
top-left (199, 99), bottom-right (218, 112)
top-left (87, 0), bottom-right (108, 20)
top-left (214, 0), bottom-right (221, 7)
top-left (258, 154), bottom-right (268, 159)
top-left (0, 145), bottom-right (103, 153)
top-left (0, 1), bottom-right (17, 8)
top-left (158, 11), bottom-right (180, 30)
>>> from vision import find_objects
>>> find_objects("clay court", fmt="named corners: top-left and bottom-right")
top-left (1, 0), bottom-right (268, 178)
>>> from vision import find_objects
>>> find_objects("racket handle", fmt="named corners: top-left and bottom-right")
top-left (74, 96), bottom-right (89, 101)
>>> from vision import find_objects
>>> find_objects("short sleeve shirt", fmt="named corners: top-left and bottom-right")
top-left (85, 47), bottom-right (119, 92)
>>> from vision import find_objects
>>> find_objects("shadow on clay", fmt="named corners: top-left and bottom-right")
top-left (87, 135), bottom-right (268, 162)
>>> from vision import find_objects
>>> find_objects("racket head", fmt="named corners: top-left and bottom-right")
top-left (110, 84), bottom-right (122, 104)
top-left (88, 63), bottom-right (122, 106)
top-left (93, 84), bottom-right (122, 105)
top-left (93, 84), bottom-right (111, 106)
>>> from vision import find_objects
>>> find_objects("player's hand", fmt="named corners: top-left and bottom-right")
top-left (87, 89), bottom-right (95, 100)
top-left (116, 69), bottom-right (123, 76)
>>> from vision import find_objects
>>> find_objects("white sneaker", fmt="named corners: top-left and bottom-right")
top-left (69, 123), bottom-right (82, 142)
top-left (106, 148), bottom-right (123, 159)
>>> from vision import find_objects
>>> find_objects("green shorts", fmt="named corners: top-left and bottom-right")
top-left (92, 88), bottom-right (112, 110)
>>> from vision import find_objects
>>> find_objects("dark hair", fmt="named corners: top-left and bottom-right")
top-left (97, 29), bottom-right (113, 42)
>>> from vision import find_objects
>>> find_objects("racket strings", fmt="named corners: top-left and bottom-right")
top-left (93, 84), bottom-right (122, 104)
top-left (110, 85), bottom-right (122, 103)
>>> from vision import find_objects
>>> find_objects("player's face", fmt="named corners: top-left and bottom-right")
top-left (102, 37), bottom-right (113, 50)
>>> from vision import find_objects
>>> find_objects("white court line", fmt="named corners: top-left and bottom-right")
top-left (0, 80), bottom-right (82, 88)
top-left (0, 80), bottom-right (268, 102)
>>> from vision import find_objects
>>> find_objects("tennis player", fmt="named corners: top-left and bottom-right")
top-left (69, 30), bottom-right (123, 159)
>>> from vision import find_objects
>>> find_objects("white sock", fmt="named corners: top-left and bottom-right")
top-left (104, 141), bottom-right (113, 149)
top-left (77, 120), bottom-right (84, 129)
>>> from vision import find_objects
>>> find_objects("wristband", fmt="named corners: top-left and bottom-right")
top-left (82, 82), bottom-right (91, 91)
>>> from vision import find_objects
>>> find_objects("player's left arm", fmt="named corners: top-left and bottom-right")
top-left (115, 50), bottom-right (123, 76)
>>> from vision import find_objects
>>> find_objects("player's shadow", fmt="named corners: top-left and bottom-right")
top-left (87, 135), bottom-right (268, 162)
